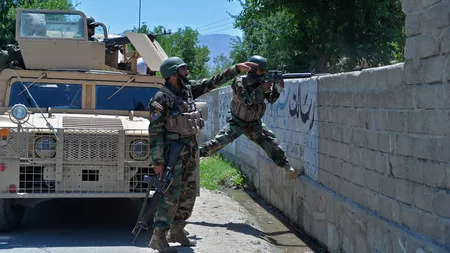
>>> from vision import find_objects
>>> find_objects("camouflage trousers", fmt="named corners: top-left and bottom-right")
top-left (152, 142), bottom-right (198, 231)
top-left (199, 114), bottom-right (290, 167)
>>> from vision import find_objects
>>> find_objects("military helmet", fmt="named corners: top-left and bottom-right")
top-left (86, 16), bottom-right (96, 28)
top-left (248, 55), bottom-right (268, 70)
top-left (160, 57), bottom-right (187, 79)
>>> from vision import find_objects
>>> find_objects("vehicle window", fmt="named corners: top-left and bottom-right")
top-left (95, 85), bottom-right (158, 111)
top-left (9, 82), bottom-right (82, 109)
top-left (19, 11), bottom-right (85, 39)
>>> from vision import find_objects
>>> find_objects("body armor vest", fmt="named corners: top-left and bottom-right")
top-left (230, 82), bottom-right (266, 122)
top-left (160, 85), bottom-right (204, 138)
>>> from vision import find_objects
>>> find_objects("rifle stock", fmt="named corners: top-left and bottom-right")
top-left (131, 141), bottom-right (184, 243)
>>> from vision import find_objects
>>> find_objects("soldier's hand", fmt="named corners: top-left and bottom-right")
top-left (154, 165), bottom-right (164, 180)
top-left (280, 79), bottom-right (285, 88)
top-left (262, 82), bottom-right (272, 92)
top-left (236, 62), bottom-right (258, 73)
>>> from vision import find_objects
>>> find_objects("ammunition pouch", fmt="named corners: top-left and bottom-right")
top-left (165, 110), bottom-right (204, 137)
top-left (230, 92), bottom-right (266, 122)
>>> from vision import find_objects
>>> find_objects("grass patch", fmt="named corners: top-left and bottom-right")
top-left (199, 154), bottom-right (247, 190)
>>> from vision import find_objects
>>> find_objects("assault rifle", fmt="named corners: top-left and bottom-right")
top-left (242, 70), bottom-right (315, 87)
top-left (103, 31), bottom-right (172, 48)
top-left (131, 141), bottom-right (184, 244)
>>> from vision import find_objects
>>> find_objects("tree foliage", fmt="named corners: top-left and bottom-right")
top-left (0, 0), bottom-right (78, 48)
top-left (228, 0), bottom-right (405, 73)
top-left (132, 23), bottom-right (210, 80)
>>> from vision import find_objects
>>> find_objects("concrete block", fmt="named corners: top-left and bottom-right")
top-left (343, 127), bottom-right (353, 144)
top-left (378, 194), bottom-right (394, 220)
top-left (389, 155), bottom-right (407, 178)
top-left (365, 92), bottom-right (381, 108)
top-left (434, 191), bottom-right (450, 218)
top-left (394, 134), bottom-right (416, 157)
top-left (343, 233), bottom-right (356, 253)
top-left (379, 176), bottom-right (396, 199)
top-left (402, 0), bottom-right (420, 14)
top-left (318, 169), bottom-right (330, 188)
top-left (327, 223), bottom-right (340, 251)
top-left (365, 170), bottom-right (382, 193)
top-left (331, 124), bottom-right (343, 142)
top-left (422, 213), bottom-right (447, 243)
top-left (447, 54), bottom-right (450, 81)
top-left (423, 160), bottom-right (450, 190)
top-left (416, 85), bottom-right (438, 109)
top-left (379, 90), bottom-right (397, 109)
top-left (405, 11), bottom-right (423, 37)
top-left (332, 158), bottom-right (344, 178)
top-left (341, 92), bottom-right (353, 107)
top-left (352, 128), bottom-right (368, 147)
top-left (404, 157), bottom-right (425, 184)
top-left (407, 31), bottom-right (442, 60)
top-left (391, 199), bottom-right (402, 224)
top-left (395, 86), bottom-right (416, 109)
top-left (378, 133), bottom-right (392, 153)
top-left (435, 137), bottom-right (450, 162)
top-left (405, 110), bottom-right (450, 136)
top-left (400, 204), bottom-right (423, 231)
top-left (352, 166), bottom-right (366, 187)
top-left (421, 55), bottom-right (446, 84)
top-left (341, 161), bottom-right (354, 182)
top-left (366, 131), bottom-right (378, 150)
top-left (441, 26), bottom-right (450, 54)
top-left (404, 60), bottom-right (423, 85)
top-left (423, 0), bottom-right (450, 29)
top-left (374, 110), bottom-right (405, 132)
top-left (412, 184), bottom-right (436, 213)
top-left (395, 179), bottom-right (415, 205)
top-left (329, 174), bottom-right (340, 193)
top-left (352, 93), bottom-right (367, 108)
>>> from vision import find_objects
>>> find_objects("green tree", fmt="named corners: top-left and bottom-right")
top-left (228, 0), bottom-right (405, 73)
top-left (0, 0), bottom-right (78, 47)
top-left (131, 23), bottom-right (210, 80)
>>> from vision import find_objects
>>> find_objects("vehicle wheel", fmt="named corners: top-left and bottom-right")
top-left (0, 198), bottom-right (25, 231)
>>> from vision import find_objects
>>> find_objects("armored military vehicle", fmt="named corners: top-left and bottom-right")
top-left (0, 8), bottom-right (207, 231)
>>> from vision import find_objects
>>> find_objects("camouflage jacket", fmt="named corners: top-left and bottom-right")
top-left (231, 77), bottom-right (282, 105)
top-left (148, 65), bottom-right (240, 166)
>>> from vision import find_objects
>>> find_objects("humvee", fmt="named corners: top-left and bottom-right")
top-left (0, 8), bottom-right (207, 231)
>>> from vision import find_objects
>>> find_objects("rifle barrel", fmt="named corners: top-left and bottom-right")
top-left (282, 73), bottom-right (314, 78)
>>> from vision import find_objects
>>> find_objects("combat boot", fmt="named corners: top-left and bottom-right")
top-left (149, 229), bottom-right (177, 253)
top-left (167, 222), bottom-right (197, 246)
top-left (282, 165), bottom-right (304, 180)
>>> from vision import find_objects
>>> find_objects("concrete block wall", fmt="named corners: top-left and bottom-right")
top-left (196, 0), bottom-right (450, 252)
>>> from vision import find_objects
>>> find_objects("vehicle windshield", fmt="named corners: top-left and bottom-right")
top-left (9, 82), bottom-right (82, 109)
top-left (19, 11), bottom-right (85, 39)
top-left (96, 85), bottom-right (158, 111)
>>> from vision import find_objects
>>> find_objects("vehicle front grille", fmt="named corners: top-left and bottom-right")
top-left (0, 127), bottom-right (155, 198)
top-left (63, 130), bottom-right (119, 163)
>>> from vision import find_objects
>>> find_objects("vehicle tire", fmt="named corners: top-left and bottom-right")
top-left (0, 198), bottom-right (25, 231)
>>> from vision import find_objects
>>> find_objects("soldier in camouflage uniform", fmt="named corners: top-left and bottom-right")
top-left (199, 55), bottom-right (304, 180)
top-left (147, 56), bottom-right (257, 252)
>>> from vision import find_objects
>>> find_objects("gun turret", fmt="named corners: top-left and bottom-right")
top-left (103, 31), bottom-right (172, 48)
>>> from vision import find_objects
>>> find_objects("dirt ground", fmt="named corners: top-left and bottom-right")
top-left (149, 188), bottom-right (315, 253)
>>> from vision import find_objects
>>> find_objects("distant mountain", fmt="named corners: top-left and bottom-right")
top-left (198, 34), bottom-right (238, 68)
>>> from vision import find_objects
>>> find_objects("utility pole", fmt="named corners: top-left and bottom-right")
top-left (138, 0), bottom-right (142, 32)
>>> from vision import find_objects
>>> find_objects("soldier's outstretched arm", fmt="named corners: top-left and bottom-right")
top-left (190, 61), bottom-right (258, 99)
top-left (148, 93), bottom-right (170, 166)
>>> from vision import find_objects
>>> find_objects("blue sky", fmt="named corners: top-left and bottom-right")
top-left (74, 0), bottom-right (244, 37)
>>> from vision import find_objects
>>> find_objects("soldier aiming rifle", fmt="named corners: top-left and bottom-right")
top-left (199, 55), bottom-right (314, 180)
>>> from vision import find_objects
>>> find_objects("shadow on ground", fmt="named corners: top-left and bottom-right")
top-left (0, 198), bottom-right (159, 249)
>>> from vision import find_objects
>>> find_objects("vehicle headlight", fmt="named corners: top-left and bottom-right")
top-left (10, 104), bottom-right (29, 123)
top-left (35, 137), bottom-right (57, 158)
top-left (130, 140), bottom-right (149, 160)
